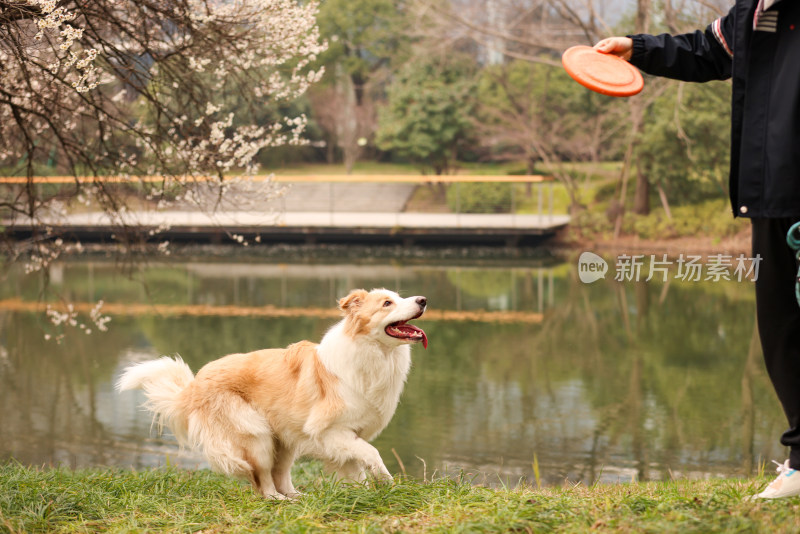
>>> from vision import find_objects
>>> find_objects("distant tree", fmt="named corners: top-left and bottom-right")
top-left (376, 57), bottom-right (477, 175)
top-left (636, 81), bottom-right (731, 211)
top-left (414, 0), bottom-right (733, 225)
top-left (411, 0), bottom-right (610, 64)
top-left (619, 0), bottom-right (729, 223)
top-left (312, 0), bottom-right (408, 172)
top-left (475, 59), bottom-right (627, 211)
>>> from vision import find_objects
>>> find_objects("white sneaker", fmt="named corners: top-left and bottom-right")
top-left (752, 460), bottom-right (800, 499)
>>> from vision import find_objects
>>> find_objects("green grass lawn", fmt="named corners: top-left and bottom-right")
top-left (2, 462), bottom-right (798, 533)
top-left (266, 160), bottom-right (613, 178)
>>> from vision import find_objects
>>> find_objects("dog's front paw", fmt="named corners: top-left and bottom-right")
top-left (262, 491), bottom-right (288, 500)
top-left (368, 463), bottom-right (394, 484)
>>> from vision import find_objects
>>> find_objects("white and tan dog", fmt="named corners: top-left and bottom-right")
top-left (117, 288), bottom-right (427, 498)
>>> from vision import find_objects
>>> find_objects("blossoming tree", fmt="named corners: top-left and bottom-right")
top-left (1, 0), bottom-right (324, 240)
top-left (0, 0), bottom-right (324, 335)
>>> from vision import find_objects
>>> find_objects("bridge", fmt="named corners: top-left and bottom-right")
top-left (2, 174), bottom-right (570, 246)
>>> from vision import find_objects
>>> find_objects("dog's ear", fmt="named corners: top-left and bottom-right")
top-left (339, 289), bottom-right (368, 313)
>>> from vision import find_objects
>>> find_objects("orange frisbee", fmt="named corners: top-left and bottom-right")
top-left (562, 45), bottom-right (644, 97)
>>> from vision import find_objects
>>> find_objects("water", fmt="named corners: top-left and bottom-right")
top-left (0, 246), bottom-right (786, 486)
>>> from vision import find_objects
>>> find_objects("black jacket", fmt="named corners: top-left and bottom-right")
top-left (629, 0), bottom-right (800, 218)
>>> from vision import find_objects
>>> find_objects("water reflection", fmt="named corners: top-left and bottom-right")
top-left (0, 249), bottom-right (786, 486)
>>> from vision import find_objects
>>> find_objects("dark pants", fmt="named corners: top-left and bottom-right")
top-left (752, 217), bottom-right (800, 469)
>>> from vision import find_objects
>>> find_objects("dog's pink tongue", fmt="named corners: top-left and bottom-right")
top-left (421, 330), bottom-right (428, 349)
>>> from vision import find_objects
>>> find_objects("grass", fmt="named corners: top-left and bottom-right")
top-left (2, 462), bottom-right (799, 533)
top-left (267, 160), bottom-right (605, 177)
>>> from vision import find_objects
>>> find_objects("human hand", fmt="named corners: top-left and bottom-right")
top-left (594, 37), bottom-right (634, 61)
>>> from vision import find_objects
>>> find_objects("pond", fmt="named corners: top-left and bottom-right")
top-left (0, 245), bottom-right (786, 487)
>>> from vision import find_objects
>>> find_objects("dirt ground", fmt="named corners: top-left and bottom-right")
top-left (557, 226), bottom-right (752, 257)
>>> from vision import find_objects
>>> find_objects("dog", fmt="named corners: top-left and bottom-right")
top-left (116, 288), bottom-right (427, 499)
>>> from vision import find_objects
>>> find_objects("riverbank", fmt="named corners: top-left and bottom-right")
top-left (557, 226), bottom-right (752, 257)
top-left (1, 462), bottom-right (797, 533)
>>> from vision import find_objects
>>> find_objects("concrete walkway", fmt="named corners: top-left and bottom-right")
top-left (4, 179), bottom-right (569, 245)
top-left (44, 210), bottom-right (569, 230)
top-left (5, 209), bottom-right (569, 246)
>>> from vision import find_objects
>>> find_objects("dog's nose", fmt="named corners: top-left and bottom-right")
top-left (416, 296), bottom-right (427, 308)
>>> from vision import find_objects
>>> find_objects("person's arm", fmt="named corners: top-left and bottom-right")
top-left (594, 7), bottom-right (735, 83)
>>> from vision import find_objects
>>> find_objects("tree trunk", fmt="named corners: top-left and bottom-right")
top-left (633, 168), bottom-right (650, 215)
top-left (343, 146), bottom-right (357, 174)
top-left (657, 183), bottom-right (673, 220)
top-left (335, 74), bottom-right (359, 175)
top-left (326, 134), bottom-right (336, 164)
top-left (631, 0), bottom-right (651, 218)
top-left (663, 0), bottom-right (679, 33)
top-left (636, 0), bottom-right (651, 33)
top-left (614, 99), bottom-right (645, 239)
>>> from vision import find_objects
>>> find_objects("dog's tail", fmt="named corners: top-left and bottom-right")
top-left (116, 356), bottom-right (194, 445)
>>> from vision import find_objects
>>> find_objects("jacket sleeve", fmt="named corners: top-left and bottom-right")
top-left (627, 7), bottom-right (735, 82)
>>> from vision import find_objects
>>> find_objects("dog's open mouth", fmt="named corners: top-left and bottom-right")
top-left (385, 319), bottom-right (428, 349)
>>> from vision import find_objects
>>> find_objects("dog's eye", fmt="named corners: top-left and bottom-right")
top-left (383, 300), bottom-right (393, 307)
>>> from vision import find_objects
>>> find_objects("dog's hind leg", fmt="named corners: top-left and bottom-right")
top-left (271, 441), bottom-right (300, 498)
top-left (244, 438), bottom-right (284, 500)
top-left (189, 394), bottom-right (283, 499)
top-left (247, 465), bottom-right (284, 500)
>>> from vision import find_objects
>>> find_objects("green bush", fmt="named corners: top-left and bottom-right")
top-left (446, 182), bottom-right (512, 213)
top-left (572, 208), bottom-right (614, 237)
top-left (592, 179), bottom-right (618, 204)
top-left (622, 199), bottom-right (743, 239)
top-left (571, 198), bottom-right (745, 241)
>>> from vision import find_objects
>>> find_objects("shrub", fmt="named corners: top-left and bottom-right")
top-left (446, 182), bottom-right (512, 213)
top-left (622, 199), bottom-right (742, 239)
